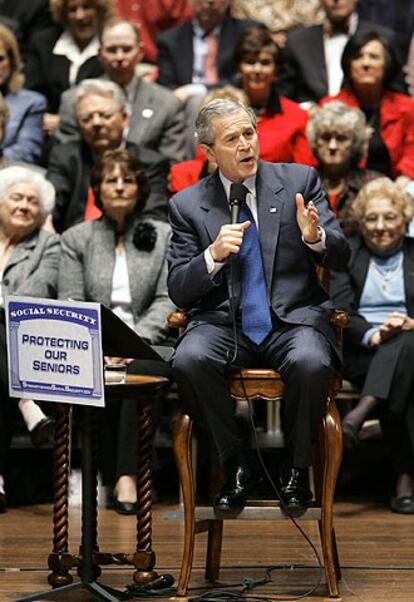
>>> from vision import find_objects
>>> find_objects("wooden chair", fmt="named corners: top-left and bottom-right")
top-left (168, 307), bottom-right (349, 599)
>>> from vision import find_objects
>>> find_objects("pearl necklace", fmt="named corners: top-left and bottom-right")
top-left (370, 253), bottom-right (404, 293)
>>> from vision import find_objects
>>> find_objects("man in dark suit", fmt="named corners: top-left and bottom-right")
top-left (277, 0), bottom-right (394, 106)
top-left (156, 0), bottom-right (260, 156)
top-left (47, 79), bottom-right (168, 233)
top-left (167, 99), bottom-right (350, 514)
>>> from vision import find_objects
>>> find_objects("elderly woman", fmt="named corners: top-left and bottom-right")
top-left (320, 30), bottom-right (414, 185)
top-left (0, 24), bottom-right (47, 164)
top-left (0, 166), bottom-right (60, 512)
top-left (233, 27), bottom-right (313, 164)
top-left (307, 100), bottom-right (381, 236)
top-left (24, 0), bottom-right (114, 138)
top-left (331, 178), bottom-right (414, 514)
top-left (59, 149), bottom-right (174, 514)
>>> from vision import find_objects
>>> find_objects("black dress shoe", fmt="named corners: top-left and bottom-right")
top-left (0, 492), bottom-right (6, 513)
top-left (114, 500), bottom-right (137, 515)
top-left (29, 416), bottom-right (55, 447)
top-left (390, 495), bottom-right (414, 514)
top-left (213, 464), bottom-right (259, 517)
top-left (279, 466), bottom-right (312, 510)
top-left (342, 420), bottom-right (359, 449)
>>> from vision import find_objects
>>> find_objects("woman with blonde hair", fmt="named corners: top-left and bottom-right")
top-left (0, 24), bottom-right (47, 164)
top-left (331, 177), bottom-right (414, 513)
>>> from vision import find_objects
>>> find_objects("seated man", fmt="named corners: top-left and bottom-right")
top-left (47, 79), bottom-right (169, 233)
top-left (167, 98), bottom-right (350, 513)
top-left (55, 16), bottom-right (187, 165)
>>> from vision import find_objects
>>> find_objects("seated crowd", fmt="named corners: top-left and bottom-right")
top-left (1, 0), bottom-right (414, 516)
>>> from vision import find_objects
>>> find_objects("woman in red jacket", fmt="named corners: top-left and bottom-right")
top-left (234, 27), bottom-right (313, 165)
top-left (320, 30), bottom-right (414, 187)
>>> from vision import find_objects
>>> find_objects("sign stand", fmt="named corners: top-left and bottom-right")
top-left (8, 299), bottom-right (169, 602)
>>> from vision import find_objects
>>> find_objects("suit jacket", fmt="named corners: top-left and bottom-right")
top-left (47, 140), bottom-right (169, 233)
top-left (321, 89), bottom-right (414, 179)
top-left (24, 26), bottom-right (104, 113)
top-left (59, 216), bottom-right (175, 344)
top-left (330, 236), bottom-right (414, 349)
top-left (167, 161), bottom-right (350, 350)
top-left (55, 77), bottom-right (187, 164)
top-left (277, 20), bottom-right (394, 104)
top-left (156, 11), bottom-right (260, 88)
top-left (3, 89), bottom-right (47, 163)
top-left (1, 229), bottom-right (60, 300)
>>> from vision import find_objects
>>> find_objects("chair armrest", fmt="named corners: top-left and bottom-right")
top-left (330, 309), bottom-right (350, 329)
top-left (168, 310), bottom-right (188, 330)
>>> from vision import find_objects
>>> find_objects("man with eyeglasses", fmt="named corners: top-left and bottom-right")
top-left (54, 17), bottom-right (187, 165)
top-left (47, 79), bottom-right (169, 233)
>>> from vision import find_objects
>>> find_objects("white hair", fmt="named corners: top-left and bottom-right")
top-left (75, 79), bottom-right (126, 113)
top-left (0, 166), bottom-right (55, 216)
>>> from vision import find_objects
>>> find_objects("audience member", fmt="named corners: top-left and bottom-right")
top-left (277, 0), bottom-right (392, 106)
top-left (357, 0), bottom-right (414, 64)
top-left (24, 0), bottom-right (115, 139)
top-left (321, 31), bottom-right (414, 185)
top-left (331, 177), bottom-right (414, 514)
top-left (234, 28), bottom-right (313, 164)
top-left (231, 0), bottom-right (324, 49)
top-left (47, 79), bottom-right (169, 233)
top-left (56, 17), bottom-right (186, 165)
top-left (59, 149), bottom-right (174, 513)
top-left (0, 24), bottom-right (46, 164)
top-left (115, 0), bottom-right (192, 65)
top-left (0, 166), bottom-right (60, 512)
top-left (307, 100), bottom-right (381, 236)
top-left (156, 0), bottom-right (260, 156)
top-left (0, 0), bottom-right (54, 64)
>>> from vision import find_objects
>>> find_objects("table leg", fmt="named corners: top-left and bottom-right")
top-left (133, 396), bottom-right (157, 584)
top-left (48, 404), bottom-right (73, 587)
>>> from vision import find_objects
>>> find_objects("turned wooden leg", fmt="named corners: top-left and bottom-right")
top-left (205, 463), bottom-right (223, 583)
top-left (320, 396), bottom-right (342, 598)
top-left (173, 413), bottom-right (195, 596)
top-left (48, 404), bottom-right (73, 587)
top-left (133, 397), bottom-right (157, 584)
top-left (78, 409), bottom-right (101, 581)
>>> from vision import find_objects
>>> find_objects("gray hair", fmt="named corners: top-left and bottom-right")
top-left (306, 101), bottom-right (370, 166)
top-left (75, 79), bottom-right (126, 113)
top-left (0, 166), bottom-right (55, 217)
top-left (195, 98), bottom-right (256, 145)
top-left (353, 177), bottom-right (414, 223)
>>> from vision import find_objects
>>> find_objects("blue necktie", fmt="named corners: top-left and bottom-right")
top-left (238, 187), bottom-right (273, 345)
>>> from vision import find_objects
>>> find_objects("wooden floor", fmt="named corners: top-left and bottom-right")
top-left (1, 497), bottom-right (414, 601)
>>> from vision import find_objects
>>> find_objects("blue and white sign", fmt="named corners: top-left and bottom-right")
top-left (5, 296), bottom-right (104, 407)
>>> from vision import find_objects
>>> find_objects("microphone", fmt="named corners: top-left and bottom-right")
top-left (229, 183), bottom-right (248, 224)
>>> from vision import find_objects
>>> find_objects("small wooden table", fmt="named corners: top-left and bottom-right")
top-left (46, 374), bottom-right (169, 591)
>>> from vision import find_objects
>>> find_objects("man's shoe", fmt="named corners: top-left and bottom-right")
top-left (279, 466), bottom-right (312, 510)
top-left (213, 464), bottom-right (259, 517)
top-left (390, 495), bottom-right (414, 514)
top-left (29, 416), bottom-right (55, 447)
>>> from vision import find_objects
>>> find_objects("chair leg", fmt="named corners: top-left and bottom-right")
top-left (205, 520), bottom-right (223, 582)
top-left (173, 413), bottom-right (195, 596)
top-left (320, 396), bottom-right (343, 598)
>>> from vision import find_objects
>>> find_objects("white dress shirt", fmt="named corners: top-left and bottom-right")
top-left (324, 13), bottom-right (358, 97)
